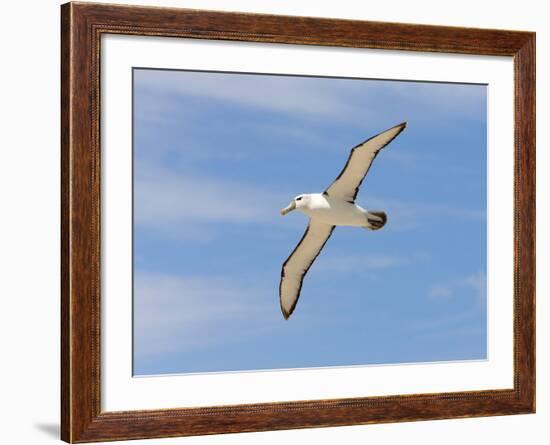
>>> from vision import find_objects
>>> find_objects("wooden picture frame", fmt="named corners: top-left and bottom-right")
top-left (61, 2), bottom-right (535, 442)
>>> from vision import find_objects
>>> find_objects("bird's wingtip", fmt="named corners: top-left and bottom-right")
top-left (385, 121), bottom-right (407, 133)
top-left (281, 305), bottom-right (293, 320)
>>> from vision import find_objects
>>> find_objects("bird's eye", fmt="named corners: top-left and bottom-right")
top-left (296, 197), bottom-right (302, 201)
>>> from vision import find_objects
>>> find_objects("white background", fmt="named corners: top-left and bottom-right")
top-left (0, 0), bottom-right (546, 444)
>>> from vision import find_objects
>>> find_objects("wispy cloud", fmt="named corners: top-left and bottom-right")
top-left (429, 284), bottom-right (453, 300)
top-left (387, 81), bottom-right (486, 122)
top-left (134, 160), bottom-right (485, 240)
top-left (131, 68), bottom-right (488, 374)
top-left (135, 69), bottom-right (369, 121)
top-left (134, 164), bottom-right (296, 239)
top-left (364, 195), bottom-right (486, 231)
top-left (314, 251), bottom-right (430, 275)
top-left (133, 273), bottom-right (277, 361)
top-left (134, 69), bottom-right (486, 129)
top-left (428, 272), bottom-right (487, 302)
top-left (408, 309), bottom-right (487, 347)
top-left (381, 148), bottom-right (427, 169)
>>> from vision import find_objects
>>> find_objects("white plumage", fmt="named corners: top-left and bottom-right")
top-left (279, 122), bottom-right (407, 319)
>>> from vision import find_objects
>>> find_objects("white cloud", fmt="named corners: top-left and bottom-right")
top-left (134, 69), bottom-right (371, 121)
top-left (133, 162), bottom-right (485, 240)
top-left (134, 69), bottom-right (486, 130)
top-left (408, 309), bottom-right (486, 338)
top-left (382, 148), bottom-right (426, 168)
top-left (133, 158), bottom-right (485, 245)
top-left (388, 81), bottom-right (486, 121)
top-left (428, 272), bottom-right (487, 302)
top-left (363, 194), bottom-right (485, 231)
top-left (315, 251), bottom-right (429, 275)
top-left (462, 272), bottom-right (487, 297)
top-left (134, 164), bottom-right (298, 239)
top-left (133, 273), bottom-right (277, 361)
top-left (429, 284), bottom-right (453, 300)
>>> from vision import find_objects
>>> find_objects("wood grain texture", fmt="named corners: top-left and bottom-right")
top-left (60, 4), bottom-right (71, 441)
top-left (60, 2), bottom-right (536, 442)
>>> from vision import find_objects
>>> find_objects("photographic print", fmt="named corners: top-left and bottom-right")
top-left (61, 4), bottom-right (535, 440)
top-left (132, 68), bottom-right (488, 376)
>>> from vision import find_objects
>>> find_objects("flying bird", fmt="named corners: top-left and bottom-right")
top-left (279, 122), bottom-right (407, 319)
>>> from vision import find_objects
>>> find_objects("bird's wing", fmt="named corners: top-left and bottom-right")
top-left (280, 220), bottom-right (335, 319)
top-left (324, 122), bottom-right (407, 202)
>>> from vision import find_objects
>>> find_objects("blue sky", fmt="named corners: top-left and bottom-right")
top-left (132, 68), bottom-right (487, 376)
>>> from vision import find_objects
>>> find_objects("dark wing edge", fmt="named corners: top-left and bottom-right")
top-left (324, 121), bottom-right (407, 201)
top-left (279, 223), bottom-right (335, 319)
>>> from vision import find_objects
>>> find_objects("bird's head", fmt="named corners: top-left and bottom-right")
top-left (280, 194), bottom-right (310, 216)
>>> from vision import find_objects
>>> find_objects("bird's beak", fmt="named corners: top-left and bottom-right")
top-left (280, 201), bottom-right (296, 216)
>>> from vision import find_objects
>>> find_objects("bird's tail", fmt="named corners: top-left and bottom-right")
top-left (365, 211), bottom-right (387, 230)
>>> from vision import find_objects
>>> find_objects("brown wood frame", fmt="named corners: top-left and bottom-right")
top-left (61, 2), bottom-right (536, 442)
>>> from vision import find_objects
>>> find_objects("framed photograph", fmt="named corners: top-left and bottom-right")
top-left (61, 2), bottom-right (535, 442)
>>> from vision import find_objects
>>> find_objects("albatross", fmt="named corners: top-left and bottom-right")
top-left (279, 122), bottom-right (407, 319)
